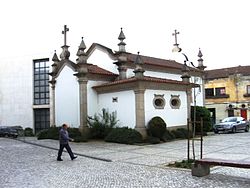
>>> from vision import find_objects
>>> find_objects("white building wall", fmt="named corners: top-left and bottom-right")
top-left (88, 48), bottom-right (118, 74)
top-left (97, 90), bottom-right (136, 128)
top-left (55, 66), bottom-right (79, 128)
top-left (144, 90), bottom-right (187, 128)
top-left (87, 80), bottom-right (107, 117)
top-left (190, 76), bottom-right (204, 106)
top-left (127, 68), bottom-right (182, 81)
top-left (0, 57), bottom-right (33, 128)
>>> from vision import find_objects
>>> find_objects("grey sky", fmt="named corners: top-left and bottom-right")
top-left (0, 0), bottom-right (249, 69)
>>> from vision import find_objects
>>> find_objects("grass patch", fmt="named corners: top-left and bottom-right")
top-left (168, 159), bottom-right (195, 169)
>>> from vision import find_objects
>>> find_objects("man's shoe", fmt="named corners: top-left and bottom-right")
top-left (57, 158), bottom-right (63, 161)
top-left (71, 156), bottom-right (77, 160)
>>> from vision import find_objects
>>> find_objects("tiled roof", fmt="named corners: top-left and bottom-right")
top-left (205, 65), bottom-right (250, 79)
top-left (125, 53), bottom-right (195, 70)
top-left (87, 64), bottom-right (117, 76)
top-left (93, 76), bottom-right (190, 88)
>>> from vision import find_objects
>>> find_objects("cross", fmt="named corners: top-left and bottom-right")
top-left (172, 29), bottom-right (180, 45)
top-left (62, 25), bottom-right (69, 46)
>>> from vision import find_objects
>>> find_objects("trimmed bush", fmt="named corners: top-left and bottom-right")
top-left (37, 127), bottom-right (59, 140)
top-left (37, 127), bottom-right (83, 141)
top-left (105, 127), bottom-right (143, 144)
top-left (171, 129), bottom-right (186, 139)
top-left (147, 116), bottom-right (167, 139)
top-left (88, 109), bottom-right (118, 139)
top-left (24, 128), bottom-right (34, 136)
top-left (74, 135), bottom-right (88, 142)
top-left (161, 130), bottom-right (175, 141)
top-left (146, 136), bottom-right (161, 144)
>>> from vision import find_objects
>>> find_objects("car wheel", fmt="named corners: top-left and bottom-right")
top-left (245, 125), bottom-right (249, 132)
top-left (232, 126), bottom-right (236, 133)
top-left (214, 129), bottom-right (219, 134)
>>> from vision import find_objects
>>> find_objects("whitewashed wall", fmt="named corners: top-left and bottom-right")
top-left (88, 48), bottom-right (118, 74)
top-left (97, 90), bottom-right (136, 128)
top-left (144, 90), bottom-right (187, 128)
top-left (0, 57), bottom-right (33, 128)
top-left (190, 76), bottom-right (204, 106)
top-left (55, 66), bottom-right (79, 128)
top-left (87, 80), bottom-right (107, 117)
top-left (127, 68), bottom-right (182, 81)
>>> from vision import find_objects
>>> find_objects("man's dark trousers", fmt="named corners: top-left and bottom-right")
top-left (57, 143), bottom-right (74, 159)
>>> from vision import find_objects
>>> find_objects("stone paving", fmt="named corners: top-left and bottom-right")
top-left (0, 132), bottom-right (250, 187)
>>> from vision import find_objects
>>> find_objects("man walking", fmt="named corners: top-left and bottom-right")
top-left (57, 124), bottom-right (77, 161)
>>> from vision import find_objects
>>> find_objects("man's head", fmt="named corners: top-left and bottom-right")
top-left (62, 124), bottom-right (68, 129)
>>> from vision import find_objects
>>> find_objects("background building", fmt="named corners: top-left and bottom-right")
top-left (204, 66), bottom-right (250, 124)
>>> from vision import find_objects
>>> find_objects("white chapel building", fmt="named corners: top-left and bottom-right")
top-left (49, 27), bottom-right (205, 137)
top-left (0, 27), bottom-right (205, 137)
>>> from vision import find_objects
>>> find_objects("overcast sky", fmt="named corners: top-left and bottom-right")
top-left (0, 0), bottom-right (249, 70)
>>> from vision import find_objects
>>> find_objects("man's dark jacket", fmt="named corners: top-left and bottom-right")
top-left (59, 128), bottom-right (72, 145)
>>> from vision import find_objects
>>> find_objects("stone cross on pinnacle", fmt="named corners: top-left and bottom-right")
top-left (62, 25), bottom-right (69, 46)
top-left (172, 29), bottom-right (180, 46)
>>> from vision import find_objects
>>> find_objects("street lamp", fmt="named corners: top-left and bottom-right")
top-left (171, 29), bottom-right (203, 160)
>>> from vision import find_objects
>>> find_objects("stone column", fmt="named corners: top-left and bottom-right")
top-left (78, 77), bottom-right (89, 134)
top-left (49, 79), bottom-right (56, 127)
top-left (134, 89), bottom-right (147, 138)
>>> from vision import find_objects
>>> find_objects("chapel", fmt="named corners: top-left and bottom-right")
top-left (49, 26), bottom-right (205, 137)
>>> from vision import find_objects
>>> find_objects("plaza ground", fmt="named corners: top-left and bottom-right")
top-left (0, 132), bottom-right (250, 187)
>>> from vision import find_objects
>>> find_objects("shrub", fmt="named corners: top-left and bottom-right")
top-left (73, 135), bottom-right (88, 142)
top-left (37, 127), bottom-right (82, 140)
top-left (168, 159), bottom-right (195, 169)
top-left (105, 127), bottom-right (143, 144)
top-left (24, 128), bottom-right (34, 136)
top-left (37, 127), bottom-right (59, 140)
top-left (171, 129), bottom-right (186, 139)
top-left (68, 128), bottom-right (82, 138)
top-left (191, 106), bottom-right (212, 133)
top-left (147, 116), bottom-right (166, 139)
top-left (161, 130), bottom-right (175, 141)
top-left (88, 109), bottom-right (118, 139)
top-left (146, 136), bottom-right (161, 144)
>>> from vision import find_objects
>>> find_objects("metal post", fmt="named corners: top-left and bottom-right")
top-left (200, 118), bottom-right (203, 159)
top-left (187, 118), bottom-right (190, 161)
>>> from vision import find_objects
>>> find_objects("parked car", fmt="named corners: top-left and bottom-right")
top-left (213, 117), bottom-right (250, 134)
top-left (0, 126), bottom-right (18, 138)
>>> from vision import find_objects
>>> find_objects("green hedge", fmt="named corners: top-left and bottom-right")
top-left (105, 127), bottom-right (143, 144)
top-left (24, 128), bottom-right (34, 136)
top-left (191, 106), bottom-right (212, 133)
top-left (37, 127), bottom-right (83, 141)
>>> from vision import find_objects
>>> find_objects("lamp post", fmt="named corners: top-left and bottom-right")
top-left (171, 29), bottom-right (204, 160)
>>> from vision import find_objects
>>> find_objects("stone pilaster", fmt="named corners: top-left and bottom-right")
top-left (49, 79), bottom-right (56, 127)
top-left (134, 89), bottom-right (147, 138)
top-left (78, 77), bottom-right (89, 134)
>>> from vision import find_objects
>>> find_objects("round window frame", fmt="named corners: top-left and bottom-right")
top-left (153, 96), bottom-right (165, 109)
top-left (170, 96), bottom-right (181, 109)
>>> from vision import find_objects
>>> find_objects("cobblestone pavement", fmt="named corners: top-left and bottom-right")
top-left (1, 132), bottom-right (250, 187)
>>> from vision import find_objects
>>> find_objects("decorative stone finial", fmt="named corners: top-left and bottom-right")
top-left (77, 37), bottom-right (87, 64)
top-left (52, 50), bottom-right (59, 62)
top-left (181, 62), bottom-right (191, 83)
top-left (134, 52), bottom-right (145, 78)
top-left (118, 28), bottom-right (126, 52)
top-left (197, 48), bottom-right (206, 70)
